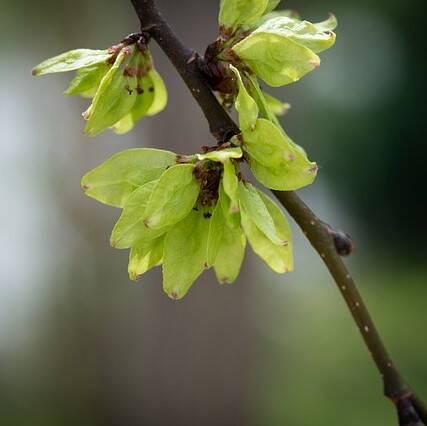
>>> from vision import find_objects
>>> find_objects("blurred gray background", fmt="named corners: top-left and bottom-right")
top-left (1, 0), bottom-right (426, 425)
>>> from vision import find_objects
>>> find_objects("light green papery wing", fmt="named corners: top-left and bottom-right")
top-left (257, 189), bottom-right (292, 247)
top-left (142, 164), bottom-right (200, 230)
top-left (238, 181), bottom-right (282, 245)
top-left (147, 69), bottom-right (168, 116)
top-left (232, 29), bottom-right (320, 87)
top-left (253, 16), bottom-right (336, 54)
top-left (64, 62), bottom-right (110, 97)
top-left (243, 119), bottom-right (317, 190)
top-left (163, 210), bottom-right (211, 300)
top-left (230, 65), bottom-right (258, 131)
top-left (243, 118), bottom-right (297, 167)
top-left (113, 73), bottom-right (156, 134)
top-left (110, 180), bottom-right (168, 249)
top-left (219, 182), bottom-right (241, 228)
top-left (219, 0), bottom-right (269, 31)
top-left (196, 147), bottom-right (242, 163)
top-left (255, 9), bottom-right (301, 27)
top-left (32, 49), bottom-right (112, 76)
top-left (81, 148), bottom-right (177, 208)
top-left (241, 208), bottom-right (293, 273)
top-left (314, 14), bottom-right (338, 32)
top-left (207, 191), bottom-right (246, 283)
top-left (246, 74), bottom-right (278, 124)
top-left (207, 202), bottom-right (226, 267)
top-left (264, 92), bottom-right (291, 116)
top-left (214, 224), bottom-right (246, 284)
top-left (128, 235), bottom-right (165, 281)
top-left (249, 155), bottom-right (317, 191)
top-left (84, 50), bottom-right (138, 136)
top-left (247, 77), bottom-right (303, 155)
top-left (222, 160), bottom-right (239, 213)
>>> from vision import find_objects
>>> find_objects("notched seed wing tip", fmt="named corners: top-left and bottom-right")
top-left (129, 272), bottom-right (142, 282)
top-left (309, 164), bottom-right (319, 174)
top-left (168, 291), bottom-right (180, 301)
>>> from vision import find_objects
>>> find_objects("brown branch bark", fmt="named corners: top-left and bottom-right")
top-left (274, 191), bottom-right (427, 425)
top-left (130, 0), bottom-right (239, 142)
top-left (130, 0), bottom-right (427, 423)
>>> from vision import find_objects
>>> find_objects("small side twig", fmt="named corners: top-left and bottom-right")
top-left (130, 0), bottom-right (426, 423)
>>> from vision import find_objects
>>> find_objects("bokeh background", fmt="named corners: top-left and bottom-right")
top-left (1, 0), bottom-right (426, 425)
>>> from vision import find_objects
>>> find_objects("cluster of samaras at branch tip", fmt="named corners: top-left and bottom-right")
top-left (203, 0), bottom-right (337, 191)
top-left (216, 0), bottom-right (337, 87)
top-left (80, 147), bottom-right (293, 299)
top-left (32, 32), bottom-right (168, 136)
top-left (31, 0), bottom-right (337, 299)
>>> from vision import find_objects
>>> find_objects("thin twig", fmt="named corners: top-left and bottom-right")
top-left (273, 191), bottom-right (426, 424)
top-left (130, 0), bottom-right (239, 142)
top-left (130, 0), bottom-right (427, 423)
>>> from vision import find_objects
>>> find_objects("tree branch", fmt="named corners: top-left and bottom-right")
top-left (130, 0), bottom-right (239, 142)
top-left (273, 191), bottom-right (427, 425)
top-left (131, 0), bottom-right (427, 423)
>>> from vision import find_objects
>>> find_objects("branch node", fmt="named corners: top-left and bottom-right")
top-left (187, 51), bottom-right (198, 65)
top-left (328, 227), bottom-right (354, 257)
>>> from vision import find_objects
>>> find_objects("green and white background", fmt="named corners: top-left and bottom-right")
top-left (0, 0), bottom-right (426, 424)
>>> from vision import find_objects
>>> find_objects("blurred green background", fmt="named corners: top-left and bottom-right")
top-left (1, 0), bottom-right (426, 425)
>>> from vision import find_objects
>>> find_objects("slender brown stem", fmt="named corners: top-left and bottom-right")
top-left (130, 0), bottom-right (239, 142)
top-left (273, 192), bottom-right (415, 402)
top-left (130, 0), bottom-right (426, 423)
